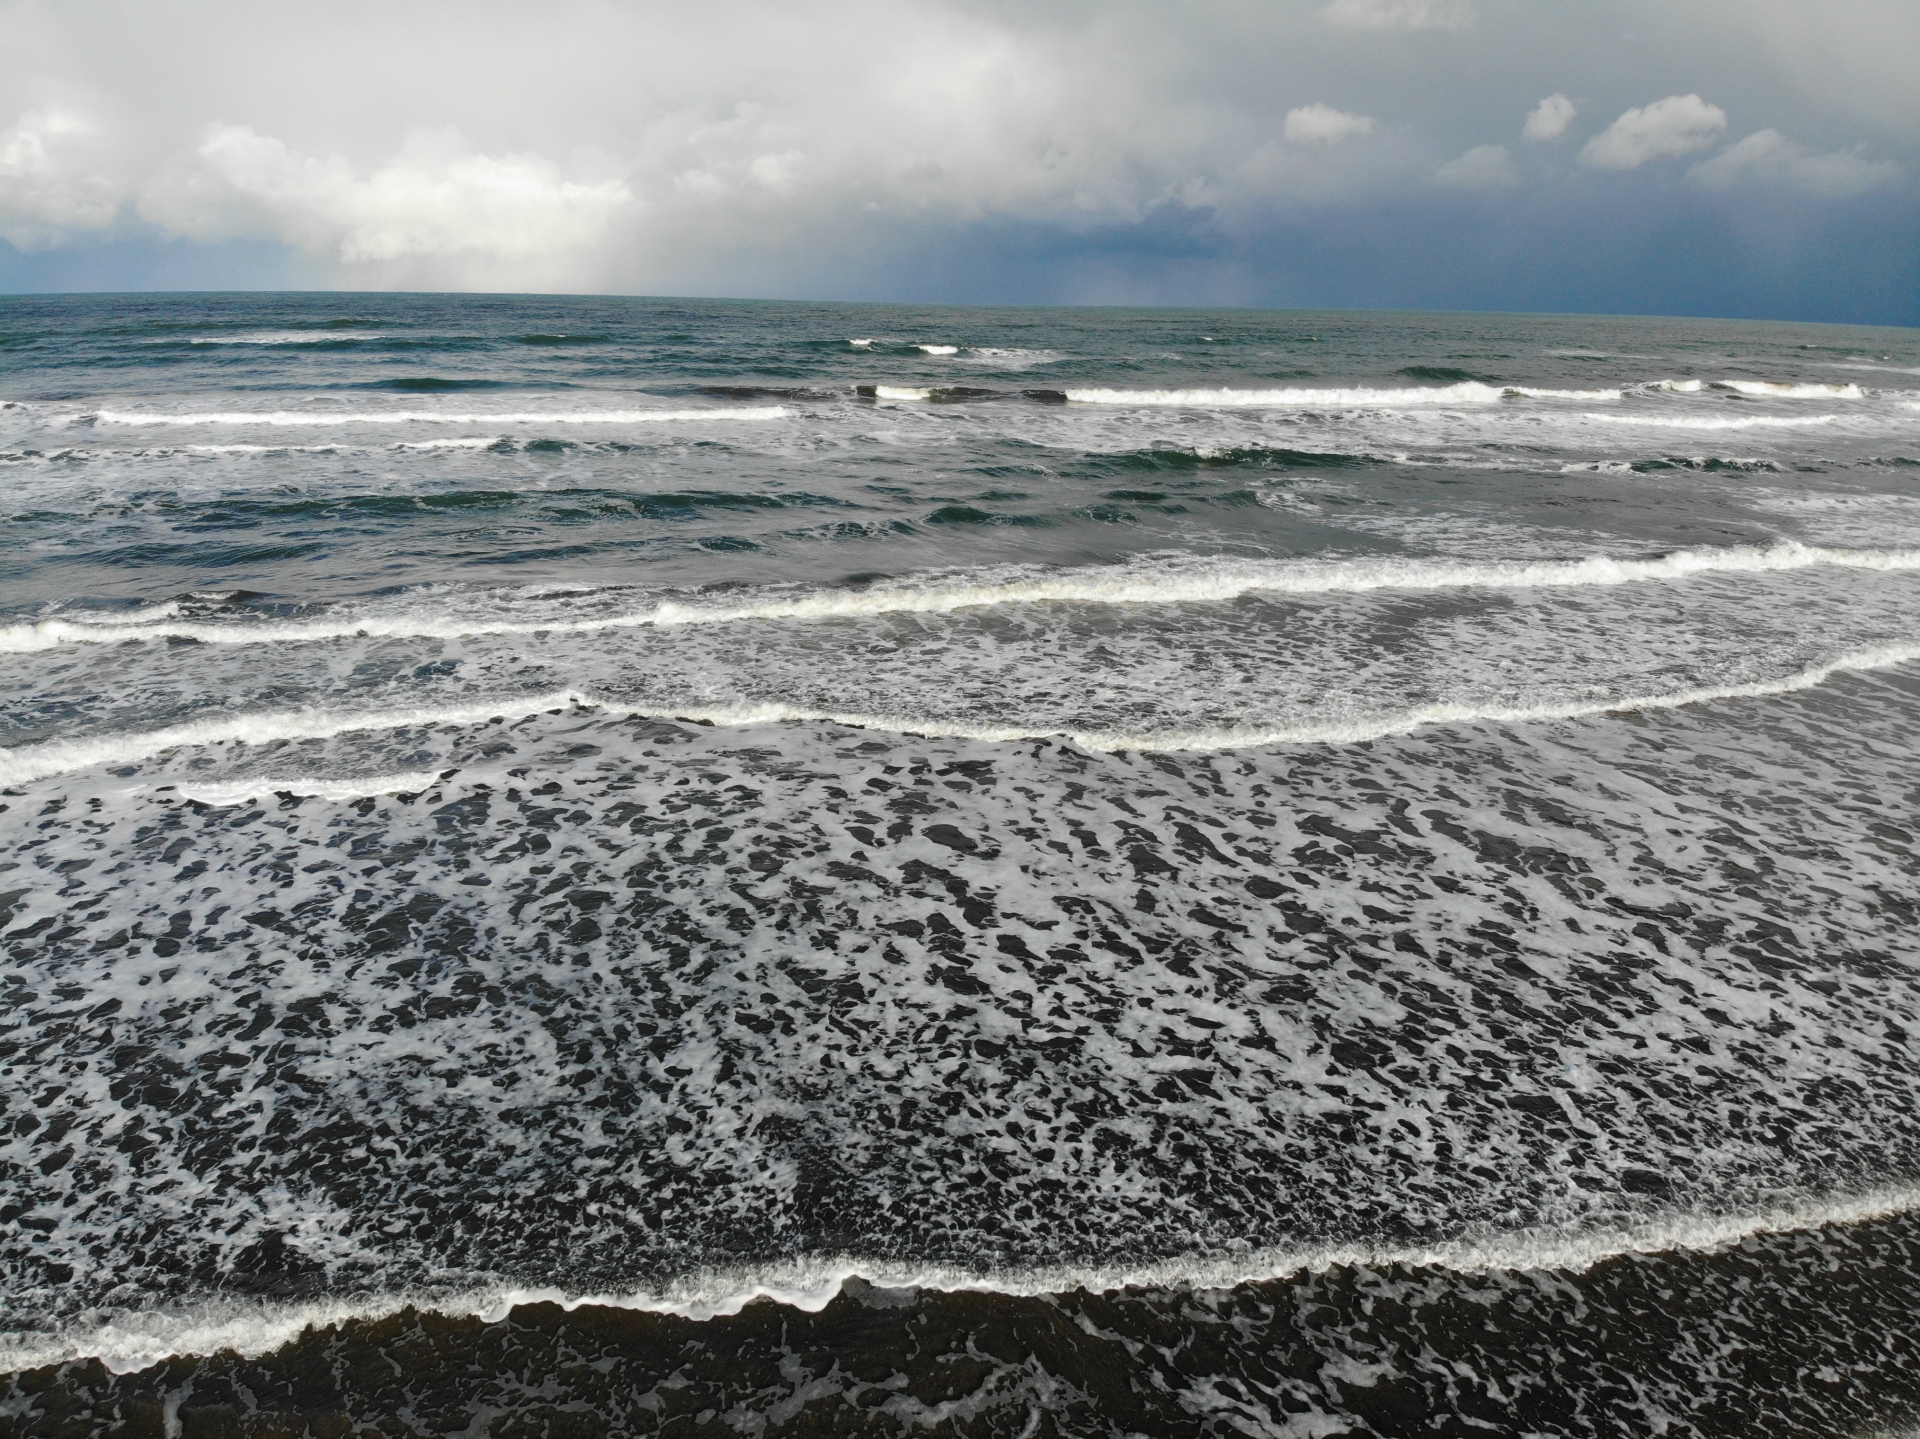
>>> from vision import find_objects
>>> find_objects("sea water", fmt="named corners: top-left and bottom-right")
top-left (3, 294), bottom-right (1919, 1433)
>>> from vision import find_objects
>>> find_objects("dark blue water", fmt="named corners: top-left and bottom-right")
top-left (4, 294), bottom-right (1920, 1435)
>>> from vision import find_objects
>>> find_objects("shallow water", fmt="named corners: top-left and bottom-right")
top-left (3, 295), bottom-right (1919, 1433)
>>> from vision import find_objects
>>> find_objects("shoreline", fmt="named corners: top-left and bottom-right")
top-left (10, 1206), bottom-right (1920, 1438)
top-left (12, 1181), bottom-right (1920, 1376)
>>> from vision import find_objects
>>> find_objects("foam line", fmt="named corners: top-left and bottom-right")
top-left (1062, 383), bottom-right (1618, 406)
top-left (186, 331), bottom-right (388, 346)
top-left (6, 540), bottom-right (1917, 654)
top-left (620, 641), bottom-right (1920, 753)
top-left (161, 770), bottom-right (452, 805)
top-left (6, 643), bottom-right (1917, 784)
top-left (78, 407), bottom-right (788, 426)
top-left (0, 691), bottom-right (595, 788)
top-left (1715, 380), bottom-right (1865, 398)
top-left (1579, 413), bottom-right (1844, 430)
top-left (11, 1183), bottom-right (1920, 1374)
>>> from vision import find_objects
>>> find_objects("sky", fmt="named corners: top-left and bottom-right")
top-left (1, 0), bottom-right (1915, 323)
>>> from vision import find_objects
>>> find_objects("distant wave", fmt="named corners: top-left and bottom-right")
top-left (852, 382), bottom-right (1622, 407)
top-left (184, 331), bottom-right (390, 346)
top-left (75, 407), bottom-right (789, 426)
top-left (6, 641), bottom-right (1918, 784)
top-left (9, 1183), bottom-right (1920, 1372)
top-left (5, 540), bottom-right (1915, 655)
top-left (1579, 412), bottom-right (1847, 431)
top-left (1062, 383), bottom-right (1621, 407)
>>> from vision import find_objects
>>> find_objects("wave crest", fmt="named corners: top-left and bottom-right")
top-left (5, 540), bottom-right (1914, 655)
top-left (75, 407), bottom-right (789, 427)
top-left (5, 641), bottom-right (1918, 784)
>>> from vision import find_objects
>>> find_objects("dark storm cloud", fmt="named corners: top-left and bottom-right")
top-left (0, 0), bottom-right (1913, 320)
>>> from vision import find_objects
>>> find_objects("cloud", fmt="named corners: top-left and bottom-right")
top-left (1689, 129), bottom-right (1901, 197)
top-left (1322, 0), bottom-right (1471, 32)
top-left (1284, 104), bottom-right (1376, 145)
top-left (139, 125), bottom-right (632, 266)
top-left (1435, 144), bottom-right (1517, 189)
top-left (1579, 94), bottom-right (1727, 170)
top-left (0, 2), bottom-right (1914, 315)
top-left (0, 110), bottom-right (123, 248)
top-left (1522, 95), bottom-right (1576, 142)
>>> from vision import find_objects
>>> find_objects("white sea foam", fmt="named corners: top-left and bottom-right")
top-left (159, 771), bottom-right (452, 805)
top-left (6, 640), bottom-right (1917, 783)
top-left (870, 386), bottom-right (934, 401)
top-left (1061, 383), bottom-right (1619, 407)
top-left (917, 344), bottom-right (959, 356)
top-left (175, 443), bottom-right (344, 455)
top-left (848, 338), bottom-right (874, 348)
top-left (0, 692), bottom-right (597, 787)
top-left (388, 437), bottom-right (504, 451)
top-left (186, 331), bottom-right (387, 346)
top-left (963, 347), bottom-right (1059, 362)
top-left (594, 641), bottom-right (1920, 753)
top-left (1066, 383), bottom-right (1508, 407)
top-left (11, 1183), bottom-right (1920, 1373)
top-left (5, 540), bottom-right (1914, 655)
top-left (1715, 380), bottom-right (1866, 399)
top-left (1579, 413), bottom-right (1845, 430)
top-left (1649, 379), bottom-right (1704, 392)
top-left (77, 407), bottom-right (788, 427)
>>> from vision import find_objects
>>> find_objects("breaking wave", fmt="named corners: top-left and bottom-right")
top-left (1061, 383), bottom-right (1621, 407)
top-left (6, 540), bottom-right (1915, 654)
top-left (6, 640), bottom-right (1918, 783)
top-left (1580, 413), bottom-right (1845, 430)
top-left (1716, 381), bottom-right (1867, 399)
top-left (73, 407), bottom-right (789, 427)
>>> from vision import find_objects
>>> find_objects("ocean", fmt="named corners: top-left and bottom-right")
top-left (2, 293), bottom-right (1918, 1436)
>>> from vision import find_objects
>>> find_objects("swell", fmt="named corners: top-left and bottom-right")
top-left (5, 641), bottom-right (1918, 784)
top-left (73, 406), bottom-right (788, 426)
top-left (6, 540), bottom-right (1917, 653)
top-left (10, 1183), bottom-right (1920, 1374)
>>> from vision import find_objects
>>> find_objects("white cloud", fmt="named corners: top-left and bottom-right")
top-left (1435, 144), bottom-right (1517, 189)
top-left (1284, 104), bottom-right (1376, 145)
top-left (1690, 129), bottom-right (1900, 197)
top-left (140, 126), bottom-right (632, 265)
top-left (0, 110), bottom-right (123, 248)
top-left (1579, 94), bottom-right (1727, 170)
top-left (1322, 0), bottom-right (1472, 31)
top-left (0, 4), bottom-right (1910, 296)
top-left (1522, 94), bottom-right (1576, 142)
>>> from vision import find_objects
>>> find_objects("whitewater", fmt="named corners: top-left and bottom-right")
top-left (4, 294), bottom-right (1920, 1438)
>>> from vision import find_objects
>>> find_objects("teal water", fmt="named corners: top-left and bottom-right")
top-left (4, 294), bottom-right (1920, 1433)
